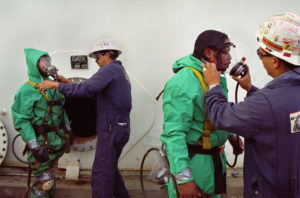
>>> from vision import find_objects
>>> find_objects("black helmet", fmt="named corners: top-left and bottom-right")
top-left (193, 30), bottom-right (235, 71)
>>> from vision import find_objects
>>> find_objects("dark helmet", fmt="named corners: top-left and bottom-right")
top-left (193, 30), bottom-right (235, 71)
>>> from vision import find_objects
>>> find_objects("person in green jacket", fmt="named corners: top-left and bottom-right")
top-left (160, 30), bottom-right (244, 198)
top-left (12, 48), bottom-right (72, 198)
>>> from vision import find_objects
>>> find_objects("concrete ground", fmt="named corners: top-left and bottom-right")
top-left (0, 167), bottom-right (243, 198)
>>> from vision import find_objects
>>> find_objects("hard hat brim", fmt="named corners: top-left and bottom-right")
top-left (88, 49), bottom-right (122, 58)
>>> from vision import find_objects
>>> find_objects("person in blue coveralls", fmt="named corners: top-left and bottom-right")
top-left (202, 12), bottom-right (300, 198)
top-left (38, 39), bottom-right (132, 198)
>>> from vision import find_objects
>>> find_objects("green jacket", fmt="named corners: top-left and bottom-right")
top-left (160, 54), bottom-right (229, 196)
top-left (12, 48), bottom-right (68, 152)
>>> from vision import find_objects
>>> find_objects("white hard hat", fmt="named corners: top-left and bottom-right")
top-left (256, 12), bottom-right (300, 66)
top-left (89, 39), bottom-right (122, 58)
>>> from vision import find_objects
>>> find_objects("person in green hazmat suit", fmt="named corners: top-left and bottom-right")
top-left (160, 30), bottom-right (244, 198)
top-left (11, 48), bottom-right (73, 198)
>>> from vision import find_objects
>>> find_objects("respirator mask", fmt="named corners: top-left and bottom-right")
top-left (39, 56), bottom-right (58, 80)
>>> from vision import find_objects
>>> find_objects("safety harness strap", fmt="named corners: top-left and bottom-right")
top-left (186, 66), bottom-right (226, 194)
top-left (26, 80), bottom-right (70, 154)
top-left (26, 81), bottom-right (51, 122)
top-left (186, 66), bottom-right (207, 91)
top-left (186, 67), bottom-right (215, 150)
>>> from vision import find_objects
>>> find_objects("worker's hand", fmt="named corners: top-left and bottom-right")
top-left (38, 80), bottom-right (59, 90)
top-left (229, 136), bottom-right (244, 155)
top-left (202, 63), bottom-right (221, 87)
top-left (32, 146), bottom-right (49, 163)
top-left (178, 180), bottom-right (204, 198)
top-left (58, 75), bottom-right (73, 84)
top-left (232, 72), bottom-right (252, 92)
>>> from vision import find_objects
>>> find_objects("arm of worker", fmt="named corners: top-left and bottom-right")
top-left (38, 74), bottom-right (73, 89)
top-left (232, 72), bottom-right (252, 92)
top-left (202, 63), bottom-right (245, 152)
top-left (58, 75), bottom-right (73, 84)
top-left (231, 69), bottom-right (259, 96)
top-left (38, 80), bottom-right (60, 90)
top-left (160, 85), bottom-right (195, 193)
top-left (52, 65), bottom-right (116, 98)
top-left (160, 84), bottom-right (193, 182)
top-left (203, 62), bottom-right (257, 94)
top-left (11, 89), bottom-right (50, 162)
top-left (11, 90), bottom-right (37, 142)
top-left (202, 63), bottom-right (274, 138)
top-left (160, 79), bottom-right (207, 197)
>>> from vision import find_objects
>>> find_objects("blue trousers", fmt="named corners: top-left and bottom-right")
top-left (91, 116), bottom-right (130, 198)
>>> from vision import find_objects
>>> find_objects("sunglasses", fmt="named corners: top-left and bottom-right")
top-left (95, 52), bottom-right (106, 60)
top-left (257, 49), bottom-right (273, 60)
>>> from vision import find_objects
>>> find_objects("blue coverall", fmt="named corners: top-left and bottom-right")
top-left (205, 67), bottom-right (300, 197)
top-left (59, 60), bottom-right (132, 198)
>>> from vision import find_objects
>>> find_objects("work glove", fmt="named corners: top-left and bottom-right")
top-left (65, 123), bottom-right (74, 145)
top-left (27, 139), bottom-right (49, 163)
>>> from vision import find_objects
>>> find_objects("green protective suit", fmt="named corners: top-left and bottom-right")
top-left (11, 48), bottom-right (69, 198)
top-left (160, 54), bottom-right (229, 198)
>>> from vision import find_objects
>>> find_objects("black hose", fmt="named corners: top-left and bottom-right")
top-left (12, 134), bottom-right (30, 164)
top-left (156, 89), bottom-right (164, 101)
top-left (140, 147), bottom-right (180, 198)
top-left (140, 147), bottom-right (160, 198)
top-left (226, 82), bottom-right (240, 168)
top-left (12, 134), bottom-right (33, 198)
top-left (226, 151), bottom-right (238, 168)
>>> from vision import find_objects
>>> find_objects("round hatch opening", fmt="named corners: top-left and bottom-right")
top-left (64, 77), bottom-right (97, 151)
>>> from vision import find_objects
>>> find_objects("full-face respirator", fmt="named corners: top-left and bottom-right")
top-left (216, 43), bottom-right (249, 78)
top-left (39, 56), bottom-right (58, 80)
top-left (215, 43), bottom-right (249, 78)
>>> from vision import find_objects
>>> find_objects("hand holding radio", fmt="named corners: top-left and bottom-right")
top-left (229, 57), bottom-right (252, 92)
top-left (232, 73), bottom-right (252, 92)
top-left (229, 57), bottom-right (249, 78)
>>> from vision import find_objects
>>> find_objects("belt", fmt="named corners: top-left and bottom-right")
top-left (187, 144), bottom-right (226, 194)
top-left (33, 125), bottom-right (61, 135)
